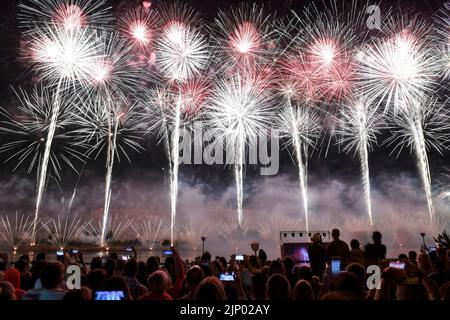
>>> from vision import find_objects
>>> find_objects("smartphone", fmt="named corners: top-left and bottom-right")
top-left (331, 257), bottom-right (341, 276)
top-left (428, 246), bottom-right (436, 252)
top-left (71, 249), bottom-right (79, 254)
top-left (163, 250), bottom-right (173, 256)
top-left (125, 246), bottom-right (133, 252)
top-left (389, 261), bottom-right (405, 269)
top-left (94, 291), bottom-right (125, 301)
top-left (219, 272), bottom-right (236, 282)
top-left (56, 250), bottom-right (64, 256)
top-left (121, 255), bottom-right (130, 261)
top-left (235, 254), bottom-right (244, 261)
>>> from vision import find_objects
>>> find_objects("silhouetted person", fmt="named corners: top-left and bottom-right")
top-left (364, 231), bottom-right (386, 266)
top-left (179, 265), bottom-right (204, 300)
top-left (123, 259), bottom-right (148, 300)
top-left (266, 274), bottom-right (290, 300)
top-left (349, 239), bottom-right (365, 265)
top-left (326, 229), bottom-right (350, 265)
top-left (283, 256), bottom-right (298, 289)
top-left (429, 261), bottom-right (450, 288)
top-left (408, 251), bottom-right (418, 265)
top-left (308, 233), bottom-right (326, 280)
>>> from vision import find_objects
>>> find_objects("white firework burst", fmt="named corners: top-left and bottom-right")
top-left (357, 15), bottom-right (438, 113)
top-left (155, 21), bottom-right (209, 82)
top-left (18, 0), bottom-right (112, 32)
top-left (0, 85), bottom-right (86, 179)
top-left (117, 5), bottom-right (159, 49)
top-left (211, 2), bottom-right (276, 71)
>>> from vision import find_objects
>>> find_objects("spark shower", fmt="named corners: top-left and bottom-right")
top-left (0, 0), bottom-right (449, 248)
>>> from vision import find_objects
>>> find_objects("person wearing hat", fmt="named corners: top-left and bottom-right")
top-left (308, 233), bottom-right (326, 280)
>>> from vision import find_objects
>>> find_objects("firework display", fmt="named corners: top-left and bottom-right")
top-left (0, 0), bottom-right (449, 251)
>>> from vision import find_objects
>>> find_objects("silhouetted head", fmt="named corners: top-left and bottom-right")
top-left (36, 252), bottom-right (46, 262)
top-left (63, 288), bottom-right (92, 301)
top-left (267, 274), bottom-right (290, 300)
top-left (268, 260), bottom-right (285, 276)
top-left (292, 280), bottom-right (314, 300)
top-left (194, 276), bottom-right (226, 300)
top-left (283, 256), bottom-right (295, 274)
top-left (408, 251), bottom-right (417, 261)
top-left (124, 259), bottom-right (138, 277)
top-left (332, 229), bottom-right (340, 241)
top-left (103, 259), bottom-right (116, 278)
top-left (186, 265), bottom-right (204, 293)
top-left (350, 239), bottom-right (360, 250)
top-left (90, 257), bottom-right (102, 270)
top-left (333, 272), bottom-right (365, 299)
top-left (41, 262), bottom-right (64, 290)
top-left (201, 251), bottom-right (211, 262)
top-left (87, 269), bottom-right (106, 291)
top-left (258, 249), bottom-right (267, 265)
top-left (147, 270), bottom-right (170, 294)
top-left (345, 263), bottom-right (366, 286)
top-left (298, 266), bottom-right (313, 281)
top-left (398, 253), bottom-right (408, 260)
top-left (372, 231), bottom-right (382, 244)
top-left (146, 256), bottom-right (160, 274)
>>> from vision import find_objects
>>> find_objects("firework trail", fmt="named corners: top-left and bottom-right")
top-left (73, 93), bottom-right (145, 246)
top-left (386, 98), bottom-right (450, 224)
top-left (434, 2), bottom-right (450, 81)
top-left (70, 27), bottom-right (148, 247)
top-left (152, 4), bottom-right (209, 245)
top-left (18, 1), bottom-right (106, 244)
top-left (0, 85), bottom-right (87, 246)
top-left (0, 86), bottom-right (86, 177)
top-left (208, 72), bottom-right (275, 226)
top-left (337, 98), bottom-right (383, 225)
top-left (208, 4), bottom-right (275, 227)
top-left (276, 102), bottom-right (321, 232)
